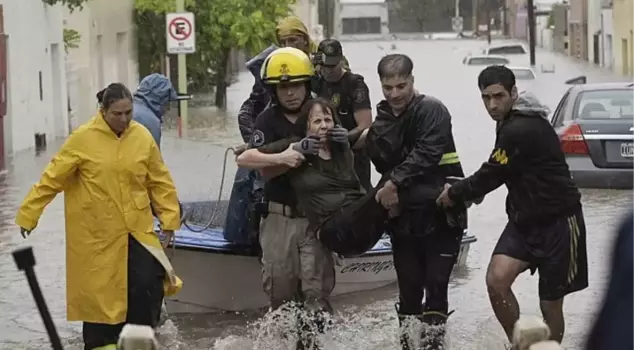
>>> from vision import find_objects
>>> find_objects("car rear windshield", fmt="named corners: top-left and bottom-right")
top-left (488, 45), bottom-right (526, 54)
top-left (468, 57), bottom-right (510, 65)
top-left (576, 89), bottom-right (634, 120)
top-left (512, 69), bottom-right (535, 80)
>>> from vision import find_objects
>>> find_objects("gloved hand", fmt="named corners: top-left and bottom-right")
top-left (327, 125), bottom-right (348, 143)
top-left (292, 136), bottom-right (320, 155)
top-left (20, 227), bottom-right (31, 239)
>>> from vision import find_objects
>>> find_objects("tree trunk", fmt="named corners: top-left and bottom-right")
top-left (214, 48), bottom-right (231, 109)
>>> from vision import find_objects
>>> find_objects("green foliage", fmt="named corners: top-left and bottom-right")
top-left (41, 0), bottom-right (90, 12)
top-left (63, 28), bottom-right (81, 53)
top-left (135, 0), bottom-right (296, 107)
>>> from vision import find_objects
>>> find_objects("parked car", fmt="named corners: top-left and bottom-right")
top-left (462, 54), bottom-right (510, 66)
top-left (550, 78), bottom-right (634, 189)
top-left (481, 43), bottom-right (527, 55)
top-left (508, 66), bottom-right (536, 80)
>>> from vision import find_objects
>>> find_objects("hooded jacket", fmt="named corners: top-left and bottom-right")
top-left (133, 73), bottom-right (178, 147)
top-left (237, 16), bottom-right (318, 143)
top-left (448, 99), bottom-right (581, 225)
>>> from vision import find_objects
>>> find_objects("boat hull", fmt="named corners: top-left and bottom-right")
top-left (165, 233), bottom-right (476, 314)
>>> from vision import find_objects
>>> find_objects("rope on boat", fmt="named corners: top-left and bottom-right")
top-left (181, 147), bottom-right (235, 233)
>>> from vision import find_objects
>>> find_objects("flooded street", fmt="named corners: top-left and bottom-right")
top-left (0, 39), bottom-right (631, 349)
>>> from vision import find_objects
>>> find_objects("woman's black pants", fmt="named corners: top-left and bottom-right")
top-left (82, 235), bottom-right (165, 350)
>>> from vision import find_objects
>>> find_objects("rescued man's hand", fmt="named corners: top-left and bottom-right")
top-left (161, 230), bottom-right (174, 249)
top-left (278, 146), bottom-right (305, 168)
top-left (436, 184), bottom-right (454, 208)
top-left (327, 125), bottom-right (349, 143)
top-left (292, 136), bottom-right (320, 155)
top-left (375, 180), bottom-right (399, 209)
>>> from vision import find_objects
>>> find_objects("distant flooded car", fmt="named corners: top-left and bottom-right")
top-left (481, 43), bottom-right (527, 55)
top-left (508, 66), bottom-right (536, 80)
top-left (551, 81), bottom-right (634, 189)
top-left (462, 55), bottom-right (510, 66)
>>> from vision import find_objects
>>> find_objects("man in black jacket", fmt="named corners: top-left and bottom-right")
top-left (437, 65), bottom-right (588, 345)
top-left (365, 54), bottom-right (466, 350)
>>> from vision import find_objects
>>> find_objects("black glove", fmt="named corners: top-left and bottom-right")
top-left (20, 227), bottom-right (31, 239)
top-left (327, 125), bottom-right (348, 143)
top-left (292, 136), bottom-right (320, 155)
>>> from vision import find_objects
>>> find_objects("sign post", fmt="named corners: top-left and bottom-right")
top-left (166, 8), bottom-right (195, 138)
top-left (451, 16), bottom-right (464, 33)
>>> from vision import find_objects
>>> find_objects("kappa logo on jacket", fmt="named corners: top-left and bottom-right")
top-left (491, 148), bottom-right (509, 165)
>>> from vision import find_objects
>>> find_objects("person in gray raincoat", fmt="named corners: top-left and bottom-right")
top-left (133, 73), bottom-right (179, 147)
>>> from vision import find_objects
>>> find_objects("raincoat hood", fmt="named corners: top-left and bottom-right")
top-left (511, 91), bottom-right (551, 118)
top-left (246, 17), bottom-right (317, 83)
top-left (276, 16), bottom-right (310, 41)
top-left (133, 73), bottom-right (178, 118)
top-left (275, 16), bottom-right (318, 54)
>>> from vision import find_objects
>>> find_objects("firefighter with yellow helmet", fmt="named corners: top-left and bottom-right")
top-left (237, 47), bottom-right (335, 348)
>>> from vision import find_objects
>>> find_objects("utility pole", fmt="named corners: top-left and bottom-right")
top-left (486, 0), bottom-right (491, 44)
top-left (527, 0), bottom-right (536, 65)
top-left (473, 0), bottom-right (479, 34)
top-left (176, 0), bottom-right (188, 137)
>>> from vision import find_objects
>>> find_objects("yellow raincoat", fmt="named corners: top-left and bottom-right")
top-left (15, 113), bottom-right (182, 325)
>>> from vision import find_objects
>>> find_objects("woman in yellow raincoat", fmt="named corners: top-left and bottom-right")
top-left (15, 83), bottom-right (182, 350)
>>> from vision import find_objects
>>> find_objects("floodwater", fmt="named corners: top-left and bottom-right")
top-left (0, 39), bottom-right (632, 349)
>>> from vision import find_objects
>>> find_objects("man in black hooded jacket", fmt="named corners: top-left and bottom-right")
top-left (437, 65), bottom-right (587, 346)
top-left (364, 54), bottom-right (466, 350)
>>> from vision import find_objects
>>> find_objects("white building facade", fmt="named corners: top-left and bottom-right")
top-left (0, 0), bottom-right (68, 161)
top-left (337, 0), bottom-right (389, 39)
top-left (291, 0), bottom-right (322, 40)
top-left (600, 4), bottom-right (614, 68)
top-left (64, 0), bottom-right (138, 128)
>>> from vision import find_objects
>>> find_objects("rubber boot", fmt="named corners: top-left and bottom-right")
top-left (396, 302), bottom-right (424, 350)
top-left (296, 307), bottom-right (330, 350)
top-left (419, 310), bottom-right (452, 350)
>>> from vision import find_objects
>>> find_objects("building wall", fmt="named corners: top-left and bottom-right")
top-left (0, 0), bottom-right (68, 155)
top-left (568, 0), bottom-right (589, 59)
top-left (291, 0), bottom-right (320, 39)
top-left (587, 0), bottom-right (603, 64)
top-left (552, 3), bottom-right (569, 53)
top-left (601, 8), bottom-right (614, 68)
top-left (612, 0), bottom-right (634, 76)
top-left (64, 0), bottom-right (138, 127)
top-left (337, 0), bottom-right (388, 37)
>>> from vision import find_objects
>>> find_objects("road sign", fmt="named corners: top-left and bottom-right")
top-left (451, 16), bottom-right (464, 33)
top-left (166, 12), bottom-right (196, 54)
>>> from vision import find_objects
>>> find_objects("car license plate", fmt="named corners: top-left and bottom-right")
top-left (620, 142), bottom-right (633, 158)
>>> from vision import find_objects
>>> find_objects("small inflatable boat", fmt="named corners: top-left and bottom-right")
top-left (163, 201), bottom-right (477, 314)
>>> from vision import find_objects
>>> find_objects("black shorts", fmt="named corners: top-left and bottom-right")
top-left (493, 208), bottom-right (589, 301)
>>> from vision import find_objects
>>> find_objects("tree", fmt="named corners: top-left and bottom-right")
top-left (135, 0), bottom-right (295, 109)
top-left (63, 28), bottom-right (81, 53)
top-left (41, 0), bottom-right (90, 12)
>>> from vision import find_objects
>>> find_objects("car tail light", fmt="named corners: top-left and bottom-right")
top-left (560, 123), bottom-right (589, 155)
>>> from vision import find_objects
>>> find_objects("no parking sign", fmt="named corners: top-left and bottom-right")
top-left (166, 12), bottom-right (196, 54)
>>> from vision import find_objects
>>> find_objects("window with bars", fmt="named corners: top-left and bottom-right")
top-left (342, 17), bottom-right (381, 34)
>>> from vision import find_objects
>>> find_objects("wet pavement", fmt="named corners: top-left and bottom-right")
top-left (0, 39), bottom-right (632, 349)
